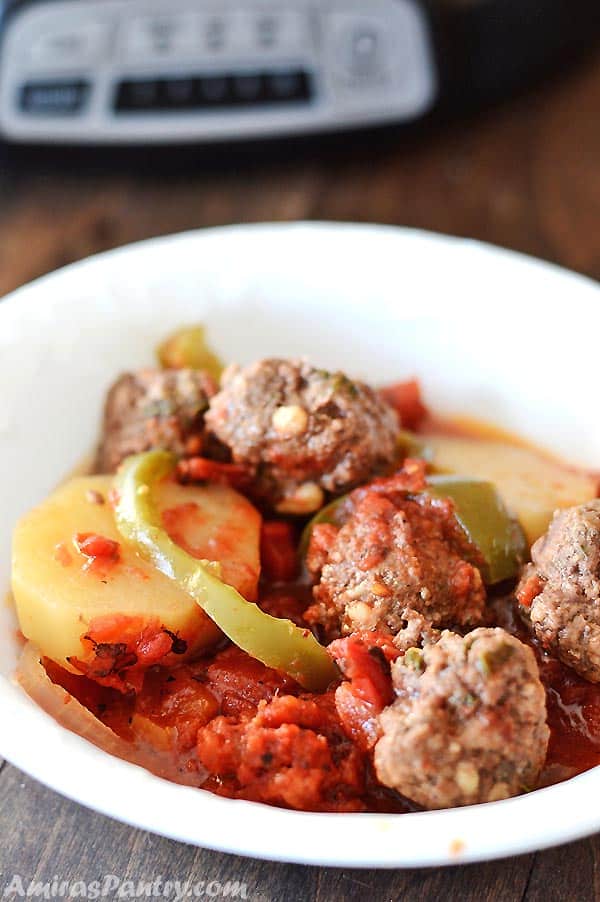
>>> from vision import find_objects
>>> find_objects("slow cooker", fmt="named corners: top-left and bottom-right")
top-left (0, 0), bottom-right (598, 145)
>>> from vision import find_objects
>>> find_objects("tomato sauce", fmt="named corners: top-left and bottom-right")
top-left (68, 615), bottom-right (189, 694)
top-left (42, 565), bottom-right (600, 813)
top-left (46, 627), bottom-right (412, 812)
top-left (35, 383), bottom-right (600, 812)
top-left (538, 653), bottom-right (600, 780)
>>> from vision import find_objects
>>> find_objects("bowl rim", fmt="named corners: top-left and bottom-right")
top-left (1, 220), bottom-right (599, 868)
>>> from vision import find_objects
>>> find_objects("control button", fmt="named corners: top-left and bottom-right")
top-left (350, 28), bottom-right (380, 76)
top-left (196, 76), bottom-right (231, 105)
top-left (124, 16), bottom-right (196, 58)
top-left (231, 74), bottom-right (265, 104)
top-left (29, 23), bottom-right (110, 67)
top-left (322, 4), bottom-right (435, 119)
top-left (163, 78), bottom-right (195, 109)
top-left (342, 22), bottom-right (385, 79)
top-left (229, 11), bottom-right (310, 55)
top-left (115, 76), bottom-right (232, 112)
top-left (20, 80), bottom-right (90, 115)
top-left (256, 16), bottom-right (278, 49)
top-left (205, 18), bottom-right (226, 52)
top-left (113, 70), bottom-right (313, 114)
top-left (266, 70), bottom-right (311, 103)
top-left (115, 80), bottom-right (159, 111)
top-left (327, 14), bottom-right (390, 87)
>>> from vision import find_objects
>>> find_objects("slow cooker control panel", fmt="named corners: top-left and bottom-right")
top-left (0, 0), bottom-right (436, 143)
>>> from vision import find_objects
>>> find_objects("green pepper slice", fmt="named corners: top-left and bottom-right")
top-left (114, 451), bottom-right (339, 692)
top-left (397, 429), bottom-right (433, 462)
top-left (426, 475), bottom-right (527, 584)
top-left (157, 325), bottom-right (224, 382)
top-left (298, 495), bottom-right (348, 561)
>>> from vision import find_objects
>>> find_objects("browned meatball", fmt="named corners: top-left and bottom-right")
top-left (517, 501), bottom-right (600, 682)
top-left (374, 628), bottom-right (549, 809)
top-left (96, 368), bottom-right (217, 473)
top-left (305, 464), bottom-right (486, 639)
top-left (204, 359), bottom-right (399, 513)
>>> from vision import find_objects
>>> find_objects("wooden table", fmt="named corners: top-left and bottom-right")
top-left (3, 43), bottom-right (600, 902)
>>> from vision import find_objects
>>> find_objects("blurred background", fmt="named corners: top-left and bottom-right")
top-left (0, 0), bottom-right (600, 300)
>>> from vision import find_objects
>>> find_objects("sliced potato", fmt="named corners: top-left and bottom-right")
top-left (429, 437), bottom-right (598, 546)
top-left (158, 477), bottom-right (261, 601)
top-left (12, 475), bottom-right (261, 671)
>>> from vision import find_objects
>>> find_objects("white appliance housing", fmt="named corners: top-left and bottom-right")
top-left (0, 0), bottom-right (437, 144)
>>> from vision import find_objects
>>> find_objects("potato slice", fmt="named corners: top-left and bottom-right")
top-left (12, 475), bottom-right (261, 671)
top-left (429, 437), bottom-right (598, 546)
top-left (158, 477), bottom-right (260, 601)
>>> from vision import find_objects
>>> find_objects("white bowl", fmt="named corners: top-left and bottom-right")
top-left (1, 222), bottom-right (599, 868)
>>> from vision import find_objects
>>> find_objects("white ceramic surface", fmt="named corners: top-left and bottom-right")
top-left (1, 222), bottom-right (599, 868)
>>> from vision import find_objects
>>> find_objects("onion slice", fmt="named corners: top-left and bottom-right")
top-left (16, 642), bottom-right (205, 787)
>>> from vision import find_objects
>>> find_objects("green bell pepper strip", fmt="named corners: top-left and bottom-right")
top-left (426, 475), bottom-right (527, 584)
top-left (397, 429), bottom-right (433, 462)
top-left (298, 495), bottom-right (347, 561)
top-left (113, 451), bottom-right (339, 692)
top-left (157, 325), bottom-right (224, 382)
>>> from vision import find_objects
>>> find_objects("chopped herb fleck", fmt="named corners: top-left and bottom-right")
top-left (404, 647), bottom-right (425, 673)
top-left (476, 643), bottom-right (515, 677)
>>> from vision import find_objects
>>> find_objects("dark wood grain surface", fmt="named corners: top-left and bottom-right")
top-left (3, 43), bottom-right (600, 902)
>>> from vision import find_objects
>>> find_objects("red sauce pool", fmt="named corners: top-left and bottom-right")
top-left (43, 581), bottom-right (600, 813)
top-left (39, 403), bottom-right (600, 811)
top-left (539, 654), bottom-right (600, 779)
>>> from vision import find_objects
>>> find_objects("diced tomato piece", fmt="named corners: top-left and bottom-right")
top-left (134, 668), bottom-right (220, 752)
top-left (197, 692), bottom-right (366, 811)
top-left (205, 646), bottom-right (296, 717)
top-left (176, 457), bottom-right (251, 490)
top-left (334, 681), bottom-right (382, 751)
top-left (260, 521), bottom-right (298, 583)
top-left (74, 533), bottom-right (120, 561)
top-left (69, 615), bottom-right (188, 694)
top-left (329, 633), bottom-right (400, 751)
top-left (380, 379), bottom-right (428, 430)
top-left (516, 573), bottom-right (543, 609)
top-left (329, 633), bottom-right (398, 711)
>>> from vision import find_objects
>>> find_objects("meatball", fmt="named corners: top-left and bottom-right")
top-left (305, 463), bottom-right (486, 639)
top-left (374, 628), bottom-right (549, 809)
top-left (204, 358), bottom-right (399, 512)
top-left (516, 500), bottom-right (600, 682)
top-left (96, 368), bottom-right (216, 473)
